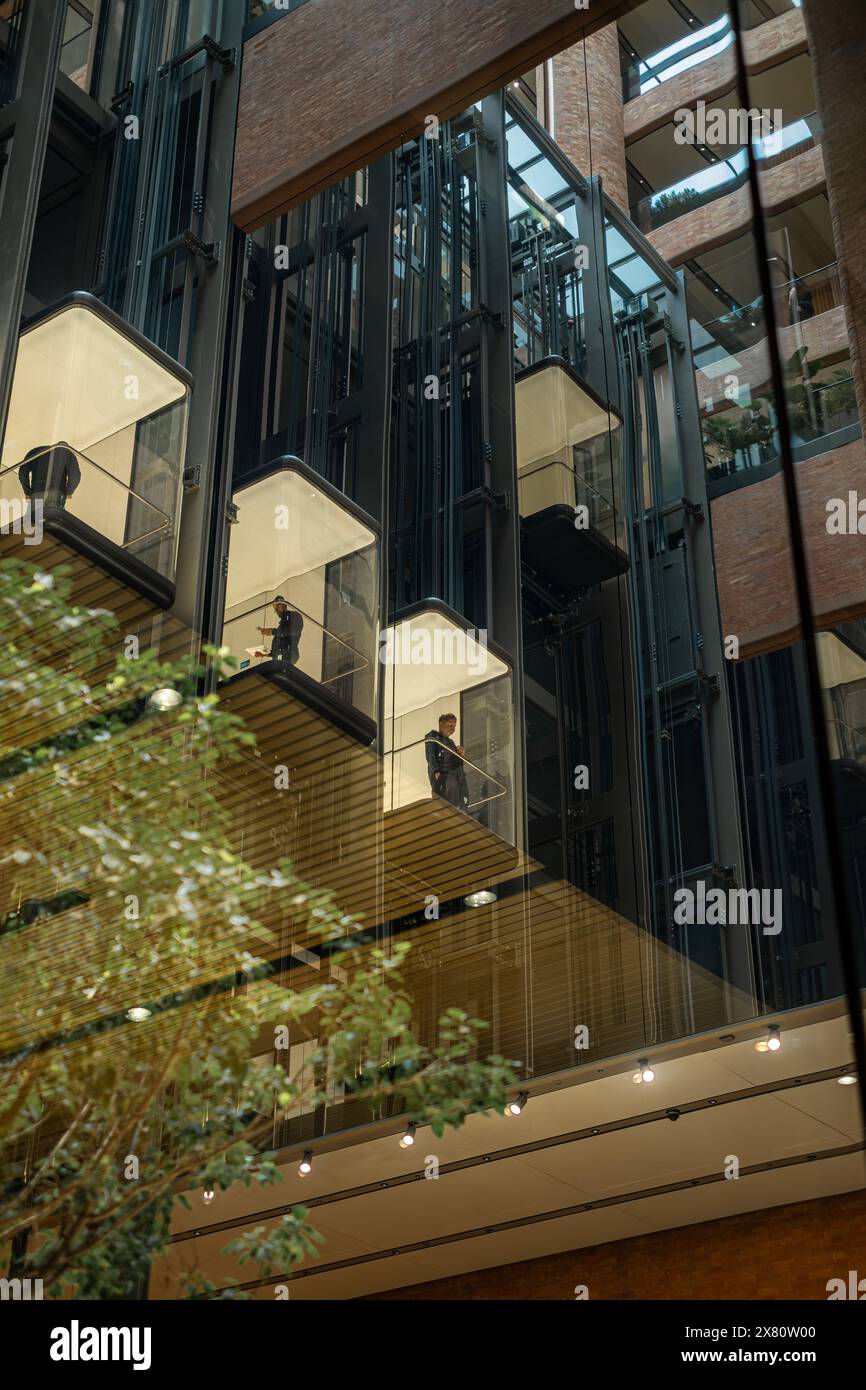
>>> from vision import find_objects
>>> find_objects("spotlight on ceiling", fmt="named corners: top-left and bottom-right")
top-left (633, 1058), bottom-right (655, 1084)
top-left (202, 1189), bottom-right (215, 1206)
top-left (505, 1090), bottom-right (529, 1117)
top-left (754, 1024), bottom-right (781, 1054)
top-left (463, 889), bottom-right (497, 908)
top-left (147, 685), bottom-right (183, 711)
top-left (298, 1150), bottom-right (313, 1177)
top-left (126, 1006), bottom-right (152, 1023)
top-left (399, 1122), bottom-right (417, 1149)
top-left (838, 1073), bottom-right (857, 1087)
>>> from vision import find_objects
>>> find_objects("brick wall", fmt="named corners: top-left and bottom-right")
top-left (364, 1187), bottom-right (866, 1299)
top-left (231, 0), bottom-right (630, 229)
top-left (551, 26), bottom-right (628, 209)
top-left (712, 437), bottom-right (866, 659)
top-left (624, 8), bottom-right (808, 143)
top-left (647, 144), bottom-right (826, 268)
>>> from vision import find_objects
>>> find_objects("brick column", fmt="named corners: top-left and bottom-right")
top-left (550, 25), bottom-right (628, 211)
top-left (801, 0), bottom-right (866, 433)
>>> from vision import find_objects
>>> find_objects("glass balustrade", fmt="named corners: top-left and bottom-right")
top-left (631, 113), bottom-right (822, 236)
top-left (223, 595), bottom-right (372, 697)
top-left (0, 444), bottom-right (174, 571)
top-left (693, 257), bottom-right (859, 482)
top-left (385, 737), bottom-right (509, 818)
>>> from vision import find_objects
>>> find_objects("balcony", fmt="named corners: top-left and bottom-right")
top-left (382, 602), bottom-right (519, 902)
top-left (220, 456), bottom-right (380, 745)
top-left (515, 358), bottom-right (627, 594)
top-left (0, 293), bottom-right (191, 606)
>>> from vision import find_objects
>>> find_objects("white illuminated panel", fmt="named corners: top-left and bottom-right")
top-left (515, 360), bottom-right (619, 471)
top-left (383, 607), bottom-right (510, 720)
top-left (227, 465), bottom-right (378, 610)
top-left (1, 300), bottom-right (188, 470)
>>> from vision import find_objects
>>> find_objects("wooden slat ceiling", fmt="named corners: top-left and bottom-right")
top-left (1, 552), bottom-right (754, 1077)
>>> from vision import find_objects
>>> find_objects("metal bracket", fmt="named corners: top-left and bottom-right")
top-left (183, 465), bottom-right (202, 493)
top-left (663, 312), bottom-right (685, 351)
top-left (110, 82), bottom-right (133, 111)
top-left (449, 302), bottom-right (505, 333)
top-left (681, 496), bottom-right (704, 521)
top-left (181, 230), bottom-right (220, 265)
top-left (712, 862), bottom-right (738, 888)
top-left (242, 277), bottom-right (256, 303)
top-left (470, 109), bottom-right (497, 150)
top-left (698, 671), bottom-right (721, 696)
top-left (226, 501), bottom-right (239, 526)
top-left (453, 483), bottom-right (510, 513)
top-left (202, 34), bottom-right (237, 71)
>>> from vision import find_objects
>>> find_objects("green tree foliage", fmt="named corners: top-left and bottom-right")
top-left (0, 560), bottom-right (518, 1298)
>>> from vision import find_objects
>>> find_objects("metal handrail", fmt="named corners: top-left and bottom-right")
top-left (393, 735), bottom-right (508, 811)
top-left (0, 442), bottom-right (173, 528)
top-left (224, 598), bottom-right (370, 682)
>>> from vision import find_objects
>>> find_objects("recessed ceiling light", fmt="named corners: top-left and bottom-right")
top-left (126, 1006), bottom-right (151, 1022)
top-left (838, 1074), bottom-right (857, 1087)
top-left (147, 686), bottom-right (183, 711)
top-left (464, 889), bottom-right (497, 908)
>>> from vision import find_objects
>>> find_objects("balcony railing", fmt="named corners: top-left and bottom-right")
top-left (518, 456), bottom-right (624, 553)
top-left (621, 12), bottom-right (732, 103)
top-left (0, 443), bottom-right (175, 573)
top-left (630, 113), bottom-right (822, 236)
top-left (222, 596), bottom-right (373, 711)
top-left (385, 736), bottom-right (509, 819)
top-left (774, 259), bottom-right (842, 327)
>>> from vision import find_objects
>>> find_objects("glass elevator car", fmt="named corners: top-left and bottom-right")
top-left (221, 456), bottom-right (380, 741)
top-left (0, 293), bottom-right (191, 605)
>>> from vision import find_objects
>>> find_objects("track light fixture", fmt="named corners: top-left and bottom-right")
top-left (754, 1024), bottom-right (781, 1054)
top-left (505, 1090), bottom-right (529, 1116)
top-left (399, 1122), bottom-right (417, 1148)
top-left (298, 1150), bottom-right (313, 1176)
top-left (633, 1058), bottom-right (655, 1084)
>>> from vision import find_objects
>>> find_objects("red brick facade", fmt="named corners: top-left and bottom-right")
top-left (712, 438), bottom-right (866, 658)
top-left (365, 1187), bottom-right (866, 1299)
top-left (550, 26), bottom-right (628, 209)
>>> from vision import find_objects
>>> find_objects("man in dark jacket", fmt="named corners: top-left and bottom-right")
top-left (257, 595), bottom-right (304, 667)
top-left (18, 443), bottom-right (81, 508)
top-left (426, 712), bottom-right (469, 810)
